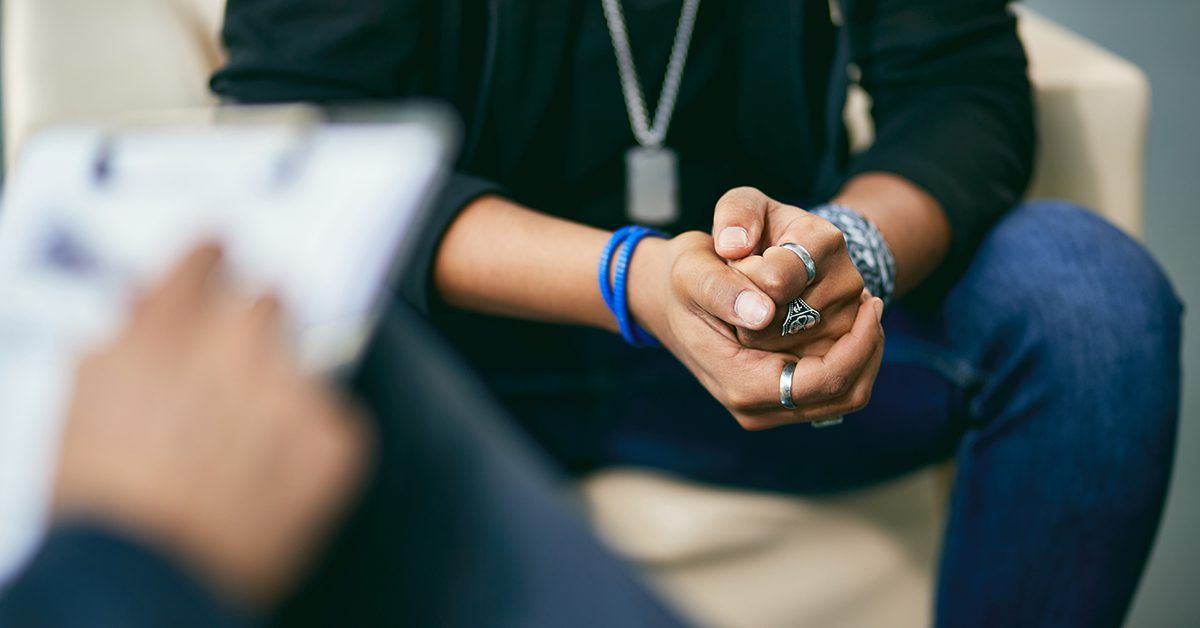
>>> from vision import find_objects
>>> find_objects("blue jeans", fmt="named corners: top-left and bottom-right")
top-left (499, 200), bottom-right (1184, 627)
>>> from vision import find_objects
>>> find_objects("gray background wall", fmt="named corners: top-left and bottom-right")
top-left (1023, 0), bottom-right (1200, 626)
top-left (0, 0), bottom-right (1196, 625)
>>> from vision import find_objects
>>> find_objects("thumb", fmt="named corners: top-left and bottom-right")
top-left (680, 249), bottom-right (777, 331)
top-left (712, 187), bottom-right (770, 260)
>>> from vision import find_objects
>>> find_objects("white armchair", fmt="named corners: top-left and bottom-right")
top-left (583, 11), bottom-right (1150, 628)
top-left (3, 3), bottom-right (1149, 626)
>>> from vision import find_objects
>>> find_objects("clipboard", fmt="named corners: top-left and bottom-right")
top-left (0, 103), bottom-right (459, 586)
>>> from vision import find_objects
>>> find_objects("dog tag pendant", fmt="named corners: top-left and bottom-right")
top-left (625, 146), bottom-right (679, 225)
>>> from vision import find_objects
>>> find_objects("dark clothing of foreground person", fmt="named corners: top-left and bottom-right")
top-left (0, 305), bottom-right (689, 628)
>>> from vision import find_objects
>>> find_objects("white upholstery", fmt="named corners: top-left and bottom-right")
top-left (2, 0), bottom-right (227, 166)
top-left (3, 2), bottom-right (1148, 626)
top-left (843, 7), bottom-right (1149, 237)
top-left (583, 468), bottom-right (945, 628)
top-left (1017, 8), bottom-right (1149, 237)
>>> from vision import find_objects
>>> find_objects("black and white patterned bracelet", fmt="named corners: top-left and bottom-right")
top-left (809, 203), bottom-right (897, 306)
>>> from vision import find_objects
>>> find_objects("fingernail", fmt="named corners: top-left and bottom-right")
top-left (718, 226), bottom-right (750, 249)
top-left (873, 298), bottom-right (884, 322)
top-left (735, 291), bottom-right (771, 327)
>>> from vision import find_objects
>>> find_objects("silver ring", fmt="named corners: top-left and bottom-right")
top-left (780, 243), bottom-right (817, 286)
top-left (812, 416), bottom-right (844, 429)
top-left (779, 361), bottom-right (797, 409)
top-left (782, 297), bottom-right (821, 336)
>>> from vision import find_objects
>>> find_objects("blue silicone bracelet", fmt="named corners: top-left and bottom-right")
top-left (599, 226), bottom-right (667, 347)
top-left (613, 228), bottom-right (662, 346)
top-left (598, 226), bottom-right (637, 313)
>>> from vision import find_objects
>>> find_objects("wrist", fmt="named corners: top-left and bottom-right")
top-left (625, 236), bottom-right (672, 345)
top-left (53, 497), bottom-right (263, 608)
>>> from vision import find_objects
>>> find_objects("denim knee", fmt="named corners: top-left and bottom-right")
top-left (933, 202), bottom-right (1181, 628)
top-left (946, 200), bottom-right (1183, 433)
top-left (954, 199), bottom-right (1181, 346)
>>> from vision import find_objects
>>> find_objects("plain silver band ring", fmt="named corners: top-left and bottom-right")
top-left (780, 243), bottom-right (817, 286)
top-left (779, 361), bottom-right (798, 409)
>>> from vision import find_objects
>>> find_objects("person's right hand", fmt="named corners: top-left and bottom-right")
top-left (711, 187), bottom-right (867, 357)
top-left (629, 232), bottom-right (884, 431)
top-left (52, 244), bottom-right (368, 607)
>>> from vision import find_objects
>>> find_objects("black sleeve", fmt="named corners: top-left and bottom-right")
top-left (845, 0), bottom-right (1035, 298)
top-left (0, 525), bottom-right (249, 628)
top-left (211, 0), bottom-right (427, 101)
top-left (210, 0), bottom-right (505, 313)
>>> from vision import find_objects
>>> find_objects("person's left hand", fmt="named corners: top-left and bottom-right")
top-left (629, 232), bottom-right (885, 430)
top-left (709, 187), bottom-right (866, 357)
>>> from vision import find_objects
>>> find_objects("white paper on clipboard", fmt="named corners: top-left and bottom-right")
top-left (0, 107), bottom-right (456, 587)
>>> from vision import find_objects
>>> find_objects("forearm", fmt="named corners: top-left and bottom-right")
top-left (434, 195), bottom-right (666, 333)
top-left (843, 2), bottom-right (1033, 297)
top-left (832, 172), bottom-right (951, 298)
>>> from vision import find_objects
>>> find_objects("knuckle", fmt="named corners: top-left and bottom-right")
top-left (847, 271), bottom-right (866, 296)
top-left (824, 371), bottom-right (852, 398)
top-left (862, 323), bottom-right (883, 349)
top-left (760, 267), bottom-right (790, 297)
top-left (722, 386), bottom-right (760, 414)
top-left (848, 388), bottom-right (872, 412)
top-left (814, 219), bottom-right (846, 251)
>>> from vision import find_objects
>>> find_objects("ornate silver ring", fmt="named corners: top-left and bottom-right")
top-left (782, 296), bottom-right (821, 336)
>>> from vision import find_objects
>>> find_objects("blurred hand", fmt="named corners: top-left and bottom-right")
top-left (630, 233), bottom-right (884, 430)
top-left (711, 187), bottom-right (867, 357)
top-left (52, 244), bottom-right (368, 607)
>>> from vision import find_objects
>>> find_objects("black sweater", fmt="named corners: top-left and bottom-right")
top-left (212, 0), bottom-right (1034, 400)
top-left (212, 0), bottom-right (1034, 305)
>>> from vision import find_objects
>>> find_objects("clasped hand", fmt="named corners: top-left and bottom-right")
top-left (630, 188), bottom-right (885, 430)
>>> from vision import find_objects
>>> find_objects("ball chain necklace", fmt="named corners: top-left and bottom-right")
top-left (601, 0), bottom-right (702, 225)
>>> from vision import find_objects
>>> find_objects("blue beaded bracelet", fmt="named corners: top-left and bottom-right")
top-left (598, 226), bottom-right (667, 347)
